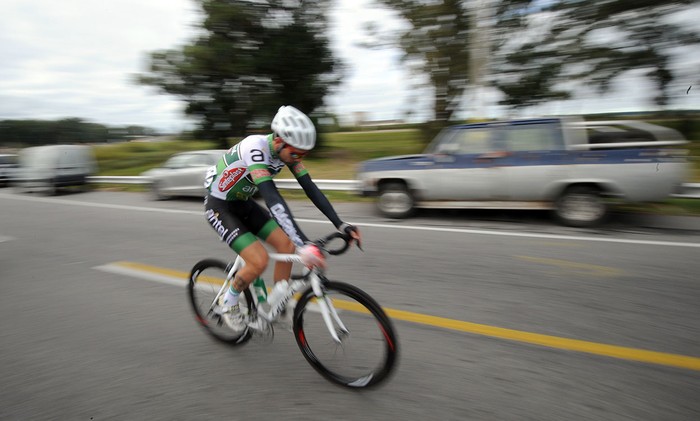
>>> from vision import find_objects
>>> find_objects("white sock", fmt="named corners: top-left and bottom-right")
top-left (223, 286), bottom-right (240, 307)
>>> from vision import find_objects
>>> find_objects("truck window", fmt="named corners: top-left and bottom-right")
top-left (503, 123), bottom-right (562, 151)
top-left (452, 128), bottom-right (494, 154)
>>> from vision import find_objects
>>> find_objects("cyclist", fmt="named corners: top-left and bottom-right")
top-left (203, 105), bottom-right (362, 329)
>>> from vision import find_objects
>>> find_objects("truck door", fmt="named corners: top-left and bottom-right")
top-left (426, 126), bottom-right (507, 201)
top-left (499, 121), bottom-right (567, 201)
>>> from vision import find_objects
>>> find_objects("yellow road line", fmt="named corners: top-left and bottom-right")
top-left (109, 261), bottom-right (700, 372)
top-left (517, 255), bottom-right (624, 277)
top-left (383, 308), bottom-right (700, 371)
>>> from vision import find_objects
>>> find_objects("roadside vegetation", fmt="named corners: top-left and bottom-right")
top-left (92, 129), bottom-right (699, 215)
top-left (93, 129), bottom-right (426, 179)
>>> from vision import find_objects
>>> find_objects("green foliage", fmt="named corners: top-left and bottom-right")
top-left (94, 140), bottom-right (218, 175)
top-left (322, 129), bottom-right (424, 161)
top-left (618, 198), bottom-right (700, 216)
top-left (92, 131), bottom-right (424, 178)
top-left (492, 0), bottom-right (700, 109)
top-left (136, 0), bottom-right (341, 144)
top-left (0, 118), bottom-right (157, 147)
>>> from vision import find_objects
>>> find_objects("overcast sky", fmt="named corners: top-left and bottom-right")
top-left (0, 0), bottom-right (697, 133)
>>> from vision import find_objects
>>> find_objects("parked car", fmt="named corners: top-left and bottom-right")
top-left (0, 153), bottom-right (19, 187)
top-left (141, 149), bottom-right (226, 200)
top-left (14, 145), bottom-right (97, 195)
top-left (356, 117), bottom-right (689, 227)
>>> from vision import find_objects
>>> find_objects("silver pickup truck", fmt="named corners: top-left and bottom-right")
top-left (356, 117), bottom-right (690, 227)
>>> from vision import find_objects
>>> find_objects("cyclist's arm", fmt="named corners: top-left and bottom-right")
top-left (289, 162), bottom-right (343, 229)
top-left (251, 167), bottom-right (308, 247)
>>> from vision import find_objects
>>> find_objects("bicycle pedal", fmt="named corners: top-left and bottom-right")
top-left (273, 311), bottom-right (294, 333)
top-left (251, 321), bottom-right (274, 343)
top-left (207, 311), bottom-right (224, 327)
top-left (247, 316), bottom-right (272, 332)
top-left (273, 321), bottom-right (293, 333)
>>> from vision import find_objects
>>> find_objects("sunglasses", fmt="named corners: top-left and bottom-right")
top-left (280, 143), bottom-right (308, 159)
top-left (289, 150), bottom-right (308, 159)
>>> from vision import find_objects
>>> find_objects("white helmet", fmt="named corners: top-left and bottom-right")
top-left (271, 105), bottom-right (316, 150)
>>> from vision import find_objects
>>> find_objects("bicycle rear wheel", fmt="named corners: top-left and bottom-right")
top-left (293, 281), bottom-right (398, 388)
top-left (188, 259), bottom-right (252, 345)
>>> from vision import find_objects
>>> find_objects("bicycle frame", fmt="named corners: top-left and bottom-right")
top-left (215, 252), bottom-right (349, 343)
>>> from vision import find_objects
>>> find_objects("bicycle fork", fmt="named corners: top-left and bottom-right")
top-left (255, 274), bottom-right (350, 344)
top-left (311, 275), bottom-right (349, 344)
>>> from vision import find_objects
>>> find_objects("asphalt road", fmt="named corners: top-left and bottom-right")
top-left (1, 190), bottom-right (699, 420)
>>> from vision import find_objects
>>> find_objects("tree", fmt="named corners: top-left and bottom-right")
top-left (368, 0), bottom-right (473, 123)
top-left (0, 118), bottom-right (145, 146)
top-left (137, 0), bottom-right (342, 146)
top-left (492, 0), bottom-right (700, 109)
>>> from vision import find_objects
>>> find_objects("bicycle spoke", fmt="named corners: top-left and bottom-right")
top-left (188, 259), bottom-right (252, 345)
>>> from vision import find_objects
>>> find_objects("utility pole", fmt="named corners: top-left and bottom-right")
top-left (469, 0), bottom-right (493, 119)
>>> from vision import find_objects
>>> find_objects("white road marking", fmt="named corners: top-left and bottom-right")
top-left (353, 221), bottom-right (700, 248)
top-left (94, 263), bottom-right (187, 287)
top-left (2, 192), bottom-right (699, 248)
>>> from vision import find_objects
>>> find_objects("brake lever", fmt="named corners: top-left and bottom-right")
top-left (355, 239), bottom-right (363, 252)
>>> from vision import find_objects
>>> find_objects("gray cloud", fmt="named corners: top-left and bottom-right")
top-left (0, 0), bottom-right (199, 131)
top-left (1, 0), bottom-right (697, 133)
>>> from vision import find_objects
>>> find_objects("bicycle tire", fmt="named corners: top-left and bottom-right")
top-left (188, 258), bottom-right (253, 345)
top-left (293, 281), bottom-right (398, 388)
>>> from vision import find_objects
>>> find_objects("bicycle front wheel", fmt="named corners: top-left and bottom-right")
top-left (188, 259), bottom-right (252, 345)
top-left (293, 281), bottom-right (398, 388)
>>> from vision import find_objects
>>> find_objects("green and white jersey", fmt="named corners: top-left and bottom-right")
top-left (205, 134), bottom-right (308, 201)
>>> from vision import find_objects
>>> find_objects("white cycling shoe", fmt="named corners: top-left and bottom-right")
top-left (216, 296), bottom-right (246, 331)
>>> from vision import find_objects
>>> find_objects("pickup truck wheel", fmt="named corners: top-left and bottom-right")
top-left (554, 186), bottom-right (607, 227)
top-left (377, 182), bottom-right (414, 218)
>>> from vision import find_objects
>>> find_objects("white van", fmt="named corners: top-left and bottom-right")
top-left (15, 145), bottom-right (97, 195)
top-left (0, 153), bottom-right (19, 187)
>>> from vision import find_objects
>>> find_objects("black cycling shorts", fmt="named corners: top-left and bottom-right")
top-left (204, 195), bottom-right (279, 253)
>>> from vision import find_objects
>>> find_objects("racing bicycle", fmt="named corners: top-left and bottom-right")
top-left (187, 232), bottom-right (398, 389)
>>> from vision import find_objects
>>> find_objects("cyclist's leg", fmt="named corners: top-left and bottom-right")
top-left (241, 200), bottom-right (295, 283)
top-left (233, 242), bottom-right (269, 291)
top-left (264, 227), bottom-right (295, 283)
top-left (204, 196), bottom-right (269, 293)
